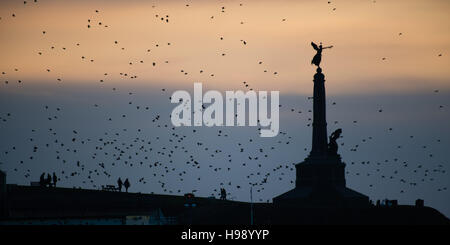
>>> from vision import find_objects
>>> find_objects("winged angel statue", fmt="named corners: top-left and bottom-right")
top-left (311, 42), bottom-right (333, 67)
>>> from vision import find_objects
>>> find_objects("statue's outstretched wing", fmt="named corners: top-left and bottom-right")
top-left (311, 42), bottom-right (319, 51)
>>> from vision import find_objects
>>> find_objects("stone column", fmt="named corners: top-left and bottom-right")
top-left (310, 67), bottom-right (328, 157)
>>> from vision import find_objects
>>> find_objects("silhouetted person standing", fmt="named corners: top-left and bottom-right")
top-left (52, 172), bottom-right (58, 187)
top-left (220, 188), bottom-right (227, 200)
top-left (124, 178), bottom-right (130, 192)
top-left (117, 178), bottom-right (123, 192)
top-left (39, 173), bottom-right (45, 187)
top-left (46, 173), bottom-right (52, 187)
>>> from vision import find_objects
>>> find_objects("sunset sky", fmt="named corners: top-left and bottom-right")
top-left (1, 0), bottom-right (450, 217)
top-left (1, 0), bottom-right (449, 93)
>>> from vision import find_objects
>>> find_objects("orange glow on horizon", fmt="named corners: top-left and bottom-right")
top-left (0, 0), bottom-right (449, 94)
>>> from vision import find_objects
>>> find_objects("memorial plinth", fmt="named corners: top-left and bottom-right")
top-left (273, 68), bottom-right (369, 208)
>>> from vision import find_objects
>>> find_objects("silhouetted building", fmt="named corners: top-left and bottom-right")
top-left (0, 176), bottom-right (448, 224)
top-left (0, 170), bottom-right (6, 217)
top-left (386, 199), bottom-right (398, 207)
top-left (273, 67), bottom-right (369, 208)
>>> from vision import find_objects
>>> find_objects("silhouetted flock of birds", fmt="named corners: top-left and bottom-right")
top-left (0, 1), bottom-right (448, 203)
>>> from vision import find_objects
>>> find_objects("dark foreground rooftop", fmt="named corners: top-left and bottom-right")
top-left (1, 185), bottom-right (448, 225)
